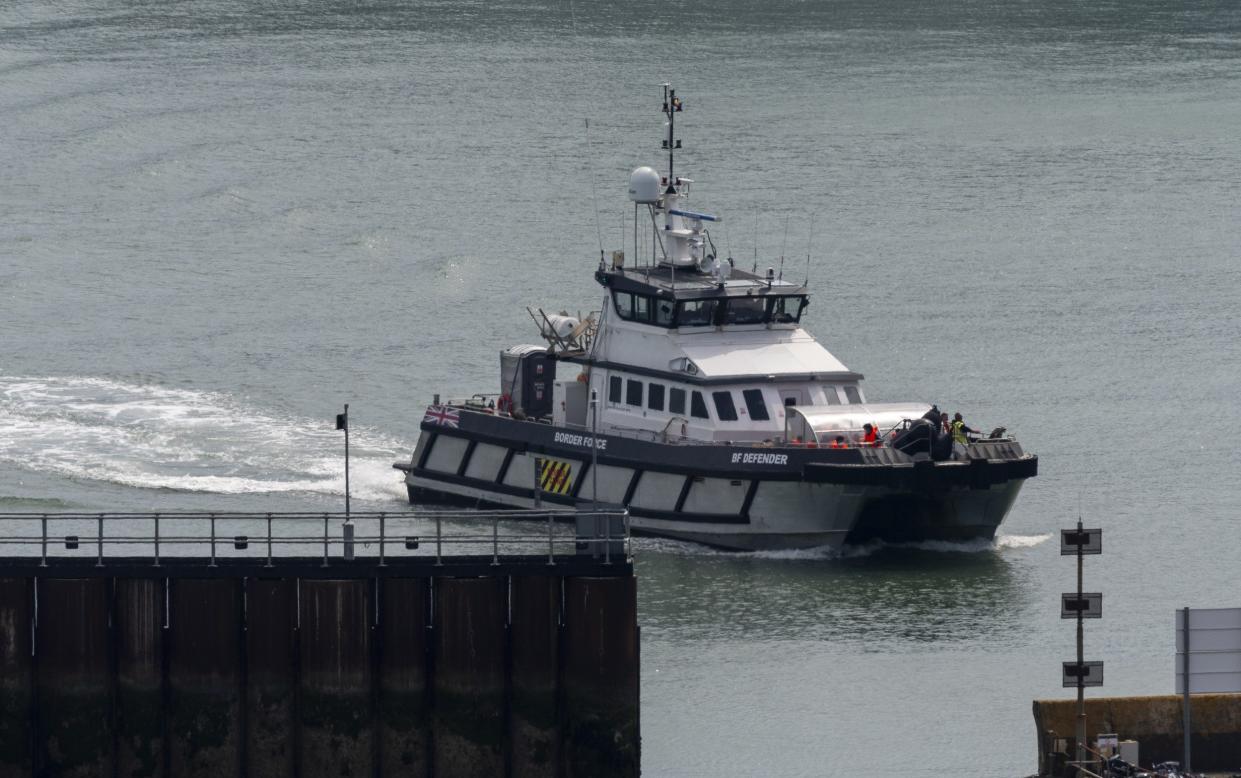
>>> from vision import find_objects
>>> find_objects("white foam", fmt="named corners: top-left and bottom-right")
top-left (0, 376), bottom-right (412, 502)
top-left (636, 532), bottom-right (1052, 559)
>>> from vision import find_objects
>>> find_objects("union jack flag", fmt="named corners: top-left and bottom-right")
top-left (423, 405), bottom-right (460, 428)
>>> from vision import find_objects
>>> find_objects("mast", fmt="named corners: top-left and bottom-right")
top-left (662, 84), bottom-right (681, 192)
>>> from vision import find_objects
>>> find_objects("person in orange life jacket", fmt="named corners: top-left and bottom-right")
top-left (829, 435), bottom-right (848, 449)
top-left (862, 423), bottom-right (879, 446)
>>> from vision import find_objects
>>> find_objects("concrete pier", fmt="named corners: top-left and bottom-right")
top-left (244, 578), bottom-right (297, 776)
top-left (1034, 693), bottom-right (1241, 775)
top-left (433, 576), bottom-right (507, 777)
top-left (563, 576), bottom-right (640, 778)
top-left (0, 554), bottom-right (637, 778)
top-left (36, 578), bottom-right (112, 778)
top-left (114, 578), bottom-right (164, 777)
top-left (378, 578), bottom-right (430, 776)
top-left (0, 579), bottom-right (31, 778)
top-left (510, 575), bottom-right (561, 777)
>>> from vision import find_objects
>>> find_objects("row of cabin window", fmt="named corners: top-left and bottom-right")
top-left (607, 376), bottom-right (772, 422)
top-left (612, 292), bottom-right (806, 328)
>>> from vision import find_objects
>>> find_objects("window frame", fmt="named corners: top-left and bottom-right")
top-left (769, 296), bottom-right (808, 324)
top-left (690, 391), bottom-right (710, 419)
top-left (648, 383), bottom-right (665, 411)
top-left (675, 299), bottom-right (718, 328)
top-left (625, 379), bottom-right (644, 407)
top-left (742, 389), bottom-right (770, 421)
top-left (722, 297), bottom-right (768, 326)
top-left (669, 387), bottom-right (687, 415)
top-left (712, 391), bottom-right (739, 421)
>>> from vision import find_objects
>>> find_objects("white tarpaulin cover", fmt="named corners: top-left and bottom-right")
top-left (785, 403), bottom-right (933, 443)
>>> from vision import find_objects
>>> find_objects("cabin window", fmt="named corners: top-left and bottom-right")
top-left (712, 391), bottom-right (739, 421)
top-left (690, 391), bottom-right (709, 419)
top-left (742, 389), bottom-right (770, 421)
top-left (612, 292), bottom-right (654, 322)
top-left (770, 296), bottom-right (807, 324)
top-left (625, 379), bottom-right (643, 407)
top-left (823, 385), bottom-right (842, 405)
top-left (676, 299), bottom-right (718, 327)
top-left (648, 383), bottom-right (665, 411)
top-left (783, 397), bottom-right (797, 407)
top-left (654, 299), bottom-right (675, 326)
top-left (843, 385), bottom-right (862, 404)
top-left (669, 388), bottom-right (687, 415)
top-left (632, 295), bottom-right (651, 322)
top-left (724, 297), bottom-right (767, 325)
top-left (613, 292), bottom-right (634, 319)
top-left (609, 376), bottom-right (622, 403)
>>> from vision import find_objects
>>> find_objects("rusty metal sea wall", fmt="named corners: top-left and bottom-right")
top-left (0, 563), bottom-right (638, 778)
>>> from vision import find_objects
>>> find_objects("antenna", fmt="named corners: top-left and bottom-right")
top-left (804, 212), bottom-right (816, 286)
top-left (778, 213), bottom-right (790, 280)
top-left (661, 84), bottom-right (683, 190)
top-left (585, 118), bottom-right (604, 267)
top-left (752, 212), bottom-right (758, 273)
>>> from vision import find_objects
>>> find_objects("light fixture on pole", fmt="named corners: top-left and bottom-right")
top-left (1060, 520), bottom-right (1103, 773)
top-left (336, 404), bottom-right (354, 560)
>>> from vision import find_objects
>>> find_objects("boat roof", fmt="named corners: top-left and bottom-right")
top-left (597, 265), bottom-right (809, 302)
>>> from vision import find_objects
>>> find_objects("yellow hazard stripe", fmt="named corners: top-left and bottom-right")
top-left (539, 460), bottom-right (573, 495)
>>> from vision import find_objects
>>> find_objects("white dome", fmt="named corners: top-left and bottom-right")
top-left (628, 166), bottom-right (661, 204)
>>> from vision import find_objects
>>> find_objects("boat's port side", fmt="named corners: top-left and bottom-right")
top-left (400, 430), bottom-right (855, 550)
top-left (397, 421), bottom-right (1037, 551)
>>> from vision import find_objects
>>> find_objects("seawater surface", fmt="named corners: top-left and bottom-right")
top-left (3, 1), bottom-right (1241, 775)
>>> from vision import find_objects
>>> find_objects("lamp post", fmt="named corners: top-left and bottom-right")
top-left (336, 404), bottom-right (354, 560)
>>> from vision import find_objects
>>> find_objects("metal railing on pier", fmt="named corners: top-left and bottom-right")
top-left (0, 509), bottom-right (630, 568)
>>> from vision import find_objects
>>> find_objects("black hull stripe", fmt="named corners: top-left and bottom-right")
top-left (406, 469), bottom-right (751, 525)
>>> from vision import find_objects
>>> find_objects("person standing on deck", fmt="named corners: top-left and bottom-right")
top-left (951, 413), bottom-right (977, 459)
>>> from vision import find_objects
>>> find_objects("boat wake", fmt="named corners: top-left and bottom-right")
top-left (637, 532), bottom-right (1053, 559)
top-left (0, 376), bottom-right (411, 502)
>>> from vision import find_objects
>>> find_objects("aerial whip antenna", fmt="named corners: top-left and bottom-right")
top-left (585, 118), bottom-right (605, 267)
top-left (778, 213), bottom-right (790, 280)
top-left (804, 212), bottom-right (816, 286)
top-left (752, 212), bottom-right (758, 273)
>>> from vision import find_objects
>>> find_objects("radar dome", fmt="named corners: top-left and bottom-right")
top-left (628, 166), bottom-right (661, 203)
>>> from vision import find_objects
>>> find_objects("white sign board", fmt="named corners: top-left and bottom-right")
top-left (1175, 607), bottom-right (1241, 694)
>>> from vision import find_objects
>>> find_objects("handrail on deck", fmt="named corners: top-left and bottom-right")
top-left (0, 509), bottom-right (630, 569)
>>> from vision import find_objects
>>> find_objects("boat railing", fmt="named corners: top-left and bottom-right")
top-left (428, 400), bottom-right (1017, 450)
top-left (0, 509), bottom-right (631, 568)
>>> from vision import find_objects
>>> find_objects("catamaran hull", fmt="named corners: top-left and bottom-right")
top-left (395, 410), bottom-right (1036, 551)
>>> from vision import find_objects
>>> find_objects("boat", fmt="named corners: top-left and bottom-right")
top-left (393, 85), bottom-right (1037, 550)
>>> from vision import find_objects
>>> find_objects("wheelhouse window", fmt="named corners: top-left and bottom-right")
top-left (769, 296), bottom-right (807, 324)
top-left (676, 299), bottom-right (718, 327)
top-left (633, 295), bottom-right (650, 322)
top-left (613, 292), bottom-right (634, 319)
top-left (822, 385), bottom-right (842, 405)
top-left (625, 379), bottom-right (643, 406)
top-left (742, 389), bottom-right (770, 421)
top-left (609, 376), bottom-right (622, 403)
top-left (724, 297), bottom-right (767, 325)
top-left (843, 385), bottom-right (862, 404)
top-left (712, 391), bottom-right (738, 421)
top-left (654, 299), bottom-right (675, 326)
top-left (690, 391), bottom-right (709, 419)
top-left (669, 388), bottom-right (687, 415)
top-left (648, 383), bottom-right (665, 411)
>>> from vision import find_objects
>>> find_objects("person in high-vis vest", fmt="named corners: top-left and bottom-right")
top-left (950, 413), bottom-right (977, 459)
top-left (830, 435), bottom-right (848, 449)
